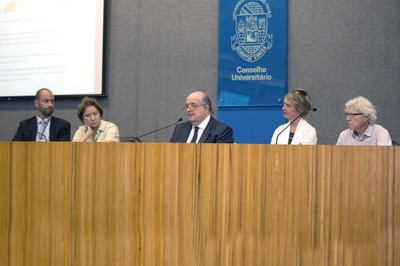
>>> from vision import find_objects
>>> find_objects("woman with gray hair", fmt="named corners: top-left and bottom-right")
top-left (336, 96), bottom-right (391, 146)
top-left (270, 89), bottom-right (317, 144)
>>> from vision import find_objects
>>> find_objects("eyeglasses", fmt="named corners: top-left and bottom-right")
top-left (345, 113), bottom-right (363, 118)
top-left (183, 103), bottom-right (206, 111)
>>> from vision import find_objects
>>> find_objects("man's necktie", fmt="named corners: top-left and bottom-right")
top-left (191, 126), bottom-right (199, 143)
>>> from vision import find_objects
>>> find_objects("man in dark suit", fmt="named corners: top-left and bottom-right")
top-left (170, 91), bottom-right (234, 143)
top-left (12, 88), bottom-right (71, 141)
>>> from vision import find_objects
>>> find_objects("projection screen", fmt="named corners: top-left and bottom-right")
top-left (0, 0), bottom-right (105, 97)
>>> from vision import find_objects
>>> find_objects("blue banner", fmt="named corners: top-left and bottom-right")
top-left (218, 0), bottom-right (288, 106)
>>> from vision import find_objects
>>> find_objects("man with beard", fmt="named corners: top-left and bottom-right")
top-left (12, 88), bottom-right (71, 141)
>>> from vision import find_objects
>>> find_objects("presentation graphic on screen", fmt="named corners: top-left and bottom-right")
top-left (0, 0), bottom-right (105, 97)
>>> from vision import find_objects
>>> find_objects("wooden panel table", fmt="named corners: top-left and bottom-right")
top-left (0, 142), bottom-right (399, 265)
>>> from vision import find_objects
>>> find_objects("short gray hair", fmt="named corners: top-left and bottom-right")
top-left (201, 92), bottom-right (214, 115)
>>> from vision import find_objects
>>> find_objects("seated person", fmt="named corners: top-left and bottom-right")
top-left (72, 97), bottom-right (119, 142)
top-left (336, 96), bottom-right (391, 146)
top-left (270, 89), bottom-right (317, 144)
top-left (12, 88), bottom-right (71, 141)
top-left (170, 91), bottom-right (234, 143)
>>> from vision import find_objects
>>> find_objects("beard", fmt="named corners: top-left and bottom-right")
top-left (39, 107), bottom-right (54, 117)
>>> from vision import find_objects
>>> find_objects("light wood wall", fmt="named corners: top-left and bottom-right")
top-left (0, 142), bottom-right (399, 265)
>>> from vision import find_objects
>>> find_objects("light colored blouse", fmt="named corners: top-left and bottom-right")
top-left (73, 120), bottom-right (120, 142)
top-left (270, 118), bottom-right (317, 144)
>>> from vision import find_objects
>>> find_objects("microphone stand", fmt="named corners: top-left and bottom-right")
top-left (275, 108), bottom-right (317, 144)
top-left (29, 127), bottom-right (48, 142)
top-left (127, 118), bottom-right (183, 142)
top-left (36, 131), bottom-right (48, 142)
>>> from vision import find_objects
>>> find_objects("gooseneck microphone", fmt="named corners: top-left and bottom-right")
top-left (28, 127), bottom-right (48, 142)
top-left (275, 108), bottom-right (317, 144)
top-left (128, 118), bottom-right (183, 142)
top-left (36, 131), bottom-right (48, 142)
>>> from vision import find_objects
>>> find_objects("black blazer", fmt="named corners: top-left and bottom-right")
top-left (170, 117), bottom-right (234, 143)
top-left (12, 116), bottom-right (71, 141)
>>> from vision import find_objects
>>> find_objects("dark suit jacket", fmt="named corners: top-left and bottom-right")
top-left (12, 116), bottom-right (71, 141)
top-left (170, 117), bottom-right (234, 143)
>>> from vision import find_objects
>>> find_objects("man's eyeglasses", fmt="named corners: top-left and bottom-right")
top-left (183, 103), bottom-right (206, 111)
top-left (345, 113), bottom-right (363, 118)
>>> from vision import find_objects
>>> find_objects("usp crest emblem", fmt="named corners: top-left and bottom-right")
top-left (231, 0), bottom-right (273, 62)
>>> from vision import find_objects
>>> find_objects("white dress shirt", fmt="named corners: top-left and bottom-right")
top-left (186, 115), bottom-right (211, 143)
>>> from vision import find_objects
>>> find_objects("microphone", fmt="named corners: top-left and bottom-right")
top-left (28, 127), bottom-right (48, 142)
top-left (126, 118), bottom-right (183, 142)
top-left (275, 108), bottom-right (317, 144)
top-left (31, 118), bottom-right (50, 142)
top-left (36, 131), bottom-right (48, 142)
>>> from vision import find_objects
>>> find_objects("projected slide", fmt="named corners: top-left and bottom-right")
top-left (0, 0), bottom-right (104, 97)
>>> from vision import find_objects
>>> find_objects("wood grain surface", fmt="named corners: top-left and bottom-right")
top-left (0, 142), bottom-right (399, 265)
